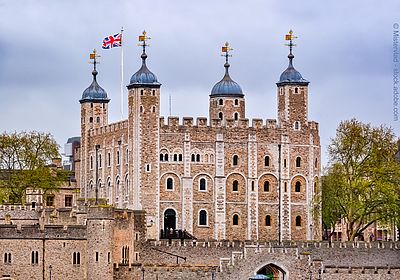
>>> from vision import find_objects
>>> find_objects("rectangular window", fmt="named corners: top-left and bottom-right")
top-left (108, 252), bottom-right (111, 263)
top-left (31, 251), bottom-right (39, 265)
top-left (95, 252), bottom-right (99, 262)
top-left (4, 252), bottom-right (11, 264)
top-left (46, 195), bottom-right (54, 207)
top-left (65, 195), bottom-right (73, 207)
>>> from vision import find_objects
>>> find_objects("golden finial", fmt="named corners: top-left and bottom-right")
top-left (221, 41), bottom-right (233, 65)
top-left (89, 49), bottom-right (100, 70)
top-left (284, 29), bottom-right (298, 54)
top-left (138, 30), bottom-right (151, 46)
top-left (222, 41), bottom-right (233, 54)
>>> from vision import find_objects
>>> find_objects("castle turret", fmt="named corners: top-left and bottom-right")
top-left (276, 30), bottom-right (309, 130)
top-left (127, 31), bottom-right (161, 239)
top-left (209, 42), bottom-right (245, 122)
top-left (80, 49), bottom-right (109, 200)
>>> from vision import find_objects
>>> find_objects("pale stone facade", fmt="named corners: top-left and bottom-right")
top-left (78, 39), bottom-right (321, 241)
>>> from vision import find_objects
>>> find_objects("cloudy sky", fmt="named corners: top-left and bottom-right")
top-left (0, 0), bottom-right (399, 165)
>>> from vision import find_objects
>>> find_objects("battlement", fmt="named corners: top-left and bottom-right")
top-left (0, 224), bottom-right (87, 239)
top-left (159, 116), bottom-right (279, 130)
top-left (308, 121), bottom-right (319, 131)
top-left (323, 265), bottom-right (400, 275)
top-left (149, 240), bottom-right (400, 250)
top-left (90, 120), bottom-right (129, 136)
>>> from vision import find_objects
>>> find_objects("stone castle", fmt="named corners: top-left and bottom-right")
top-left (77, 32), bottom-right (321, 242)
top-left (2, 31), bottom-right (399, 280)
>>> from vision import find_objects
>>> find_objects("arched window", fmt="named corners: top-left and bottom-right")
top-left (232, 180), bottom-right (238, 192)
top-left (124, 177), bottom-right (129, 197)
top-left (234, 99), bottom-right (239, 106)
top-left (152, 106), bottom-right (156, 113)
top-left (166, 178), bottom-right (173, 190)
top-left (233, 214), bottom-right (239, 226)
top-left (296, 157), bottom-right (301, 167)
top-left (173, 154), bottom-right (177, 161)
top-left (219, 99), bottom-right (223, 106)
top-left (165, 154), bottom-right (169, 162)
top-left (140, 106), bottom-right (143, 113)
top-left (264, 181), bottom-right (270, 192)
top-left (295, 87), bottom-right (298, 93)
top-left (296, 216), bottom-right (302, 227)
top-left (265, 215), bottom-right (271, 226)
top-left (234, 113), bottom-right (238, 120)
top-left (315, 158), bottom-right (318, 168)
top-left (191, 154), bottom-right (195, 162)
top-left (284, 182), bottom-right (287, 192)
top-left (199, 210), bottom-right (207, 226)
top-left (199, 178), bottom-right (206, 191)
top-left (90, 156), bottom-right (93, 169)
top-left (117, 151), bottom-right (120, 165)
top-left (99, 154), bottom-right (102, 168)
top-left (179, 154), bottom-right (183, 161)
top-left (160, 154), bottom-right (164, 161)
top-left (232, 155), bottom-right (238, 166)
top-left (295, 181), bottom-right (301, 192)
top-left (140, 89), bottom-right (144, 95)
top-left (116, 179), bottom-right (120, 196)
top-left (196, 154), bottom-right (201, 162)
top-left (73, 252), bottom-right (81, 265)
top-left (96, 117), bottom-right (100, 123)
top-left (264, 156), bottom-right (270, 167)
top-left (294, 121), bottom-right (300, 130)
top-left (314, 182), bottom-right (318, 194)
top-left (219, 112), bottom-right (223, 120)
top-left (89, 117), bottom-right (93, 123)
top-left (108, 153), bottom-right (111, 166)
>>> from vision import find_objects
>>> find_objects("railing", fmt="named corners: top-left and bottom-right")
top-left (159, 229), bottom-right (195, 240)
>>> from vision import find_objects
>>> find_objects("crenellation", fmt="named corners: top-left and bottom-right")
top-left (183, 117), bottom-right (193, 127)
top-left (196, 117), bottom-right (208, 127)
top-left (266, 119), bottom-right (277, 129)
top-left (251, 118), bottom-right (263, 129)
top-left (167, 116), bottom-right (180, 127)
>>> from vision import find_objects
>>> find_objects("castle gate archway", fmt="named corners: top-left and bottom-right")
top-left (250, 263), bottom-right (286, 280)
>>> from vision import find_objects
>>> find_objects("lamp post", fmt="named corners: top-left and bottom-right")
top-left (95, 144), bottom-right (100, 205)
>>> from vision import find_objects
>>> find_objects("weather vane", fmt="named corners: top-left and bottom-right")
top-left (284, 30), bottom-right (298, 54)
top-left (89, 49), bottom-right (100, 71)
top-left (221, 42), bottom-right (233, 64)
top-left (138, 30), bottom-right (151, 52)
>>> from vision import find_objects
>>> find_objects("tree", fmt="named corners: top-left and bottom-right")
top-left (0, 131), bottom-right (70, 204)
top-left (321, 119), bottom-right (400, 241)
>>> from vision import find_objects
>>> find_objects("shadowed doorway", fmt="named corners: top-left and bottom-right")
top-left (164, 209), bottom-right (176, 232)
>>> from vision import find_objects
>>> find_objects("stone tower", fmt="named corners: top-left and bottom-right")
top-left (209, 42), bottom-right (245, 122)
top-left (79, 50), bottom-right (110, 200)
top-left (276, 30), bottom-right (314, 241)
top-left (127, 32), bottom-right (161, 239)
top-left (276, 31), bottom-right (309, 130)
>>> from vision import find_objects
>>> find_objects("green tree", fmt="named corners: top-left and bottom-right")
top-left (0, 131), bottom-right (70, 204)
top-left (321, 119), bottom-right (400, 241)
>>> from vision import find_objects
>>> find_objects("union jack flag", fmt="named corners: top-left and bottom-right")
top-left (102, 33), bottom-right (122, 49)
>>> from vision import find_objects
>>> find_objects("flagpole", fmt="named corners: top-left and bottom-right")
top-left (120, 27), bottom-right (124, 119)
